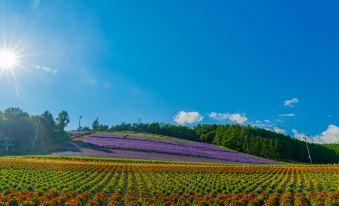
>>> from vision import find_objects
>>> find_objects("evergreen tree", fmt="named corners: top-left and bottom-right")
top-left (56, 111), bottom-right (70, 132)
top-left (92, 118), bottom-right (100, 131)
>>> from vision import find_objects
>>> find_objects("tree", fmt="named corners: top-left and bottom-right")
top-left (56, 111), bottom-right (70, 132)
top-left (0, 107), bottom-right (75, 155)
top-left (98, 124), bottom-right (109, 131)
top-left (0, 111), bottom-right (4, 121)
top-left (82, 126), bottom-right (91, 131)
top-left (39, 111), bottom-right (56, 138)
top-left (92, 118), bottom-right (100, 131)
top-left (4, 107), bottom-right (29, 120)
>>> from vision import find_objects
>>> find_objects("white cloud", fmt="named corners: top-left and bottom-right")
top-left (312, 124), bottom-right (339, 144)
top-left (283, 98), bottom-right (299, 107)
top-left (209, 112), bottom-right (247, 124)
top-left (273, 127), bottom-right (286, 134)
top-left (250, 120), bottom-right (286, 134)
top-left (292, 129), bottom-right (307, 141)
top-left (228, 113), bottom-right (248, 124)
top-left (208, 112), bottom-right (227, 121)
top-left (173, 111), bottom-right (203, 125)
top-left (251, 120), bottom-right (272, 128)
top-left (292, 126), bottom-right (339, 144)
top-left (279, 113), bottom-right (296, 117)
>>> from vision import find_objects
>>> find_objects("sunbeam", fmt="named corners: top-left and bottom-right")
top-left (0, 50), bottom-right (18, 70)
top-left (0, 46), bottom-right (24, 96)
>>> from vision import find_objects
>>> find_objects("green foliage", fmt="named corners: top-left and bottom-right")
top-left (110, 122), bottom-right (199, 141)
top-left (109, 122), bottom-right (338, 164)
top-left (92, 118), bottom-right (100, 131)
top-left (0, 157), bottom-right (337, 205)
top-left (0, 107), bottom-right (70, 155)
top-left (322, 144), bottom-right (339, 153)
top-left (56, 111), bottom-right (70, 131)
top-left (91, 117), bottom-right (109, 131)
top-left (207, 125), bottom-right (338, 163)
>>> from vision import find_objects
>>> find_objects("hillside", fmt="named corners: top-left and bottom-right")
top-left (107, 123), bottom-right (339, 163)
top-left (52, 132), bottom-right (277, 164)
top-left (322, 144), bottom-right (339, 153)
top-left (1, 107), bottom-right (337, 164)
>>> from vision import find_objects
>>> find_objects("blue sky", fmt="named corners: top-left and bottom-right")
top-left (0, 0), bottom-right (338, 143)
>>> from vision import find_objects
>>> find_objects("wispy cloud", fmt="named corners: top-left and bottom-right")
top-left (173, 111), bottom-right (203, 125)
top-left (250, 120), bottom-right (272, 128)
top-left (273, 127), bottom-right (287, 134)
top-left (250, 120), bottom-right (286, 134)
top-left (86, 78), bottom-right (112, 89)
top-left (283, 98), bottom-right (299, 107)
top-left (279, 113), bottom-right (296, 117)
top-left (291, 129), bottom-right (307, 140)
top-left (209, 112), bottom-right (248, 124)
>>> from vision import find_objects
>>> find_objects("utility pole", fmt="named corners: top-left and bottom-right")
top-left (78, 115), bottom-right (82, 132)
top-left (303, 136), bottom-right (312, 164)
top-left (31, 118), bottom-right (41, 153)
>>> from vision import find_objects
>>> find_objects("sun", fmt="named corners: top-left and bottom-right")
top-left (0, 50), bottom-right (18, 70)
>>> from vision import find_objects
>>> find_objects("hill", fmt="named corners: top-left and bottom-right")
top-left (52, 132), bottom-right (277, 164)
top-left (107, 123), bottom-right (339, 163)
top-left (1, 107), bottom-right (338, 164)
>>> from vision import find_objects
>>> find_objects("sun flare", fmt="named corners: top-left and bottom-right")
top-left (0, 50), bottom-right (18, 70)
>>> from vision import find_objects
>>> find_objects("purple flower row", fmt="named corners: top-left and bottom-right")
top-left (91, 133), bottom-right (227, 152)
top-left (82, 137), bottom-right (275, 164)
top-left (126, 135), bottom-right (227, 152)
top-left (52, 148), bottom-right (235, 164)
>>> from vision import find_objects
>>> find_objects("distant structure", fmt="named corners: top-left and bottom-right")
top-left (78, 115), bottom-right (82, 131)
top-left (303, 136), bottom-right (313, 163)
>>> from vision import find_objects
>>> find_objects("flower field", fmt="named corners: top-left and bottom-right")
top-left (62, 132), bottom-right (277, 164)
top-left (0, 157), bottom-right (338, 205)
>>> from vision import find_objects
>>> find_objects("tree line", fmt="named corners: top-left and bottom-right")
top-left (86, 120), bottom-right (338, 163)
top-left (0, 107), bottom-right (70, 155)
top-left (1, 107), bottom-right (337, 163)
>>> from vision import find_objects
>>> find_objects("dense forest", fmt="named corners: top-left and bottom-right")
top-left (0, 107), bottom-right (70, 155)
top-left (322, 144), bottom-right (339, 153)
top-left (104, 122), bottom-right (338, 163)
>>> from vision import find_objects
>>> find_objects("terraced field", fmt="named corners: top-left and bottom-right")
top-left (0, 157), bottom-right (337, 205)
